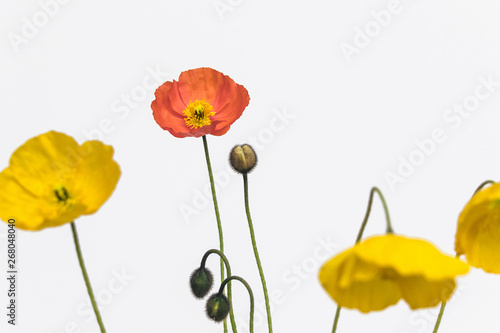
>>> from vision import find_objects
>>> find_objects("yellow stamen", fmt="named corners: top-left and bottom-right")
top-left (183, 100), bottom-right (215, 129)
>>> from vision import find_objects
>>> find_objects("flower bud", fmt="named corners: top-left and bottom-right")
top-left (190, 267), bottom-right (213, 299)
top-left (229, 144), bottom-right (257, 174)
top-left (205, 293), bottom-right (230, 322)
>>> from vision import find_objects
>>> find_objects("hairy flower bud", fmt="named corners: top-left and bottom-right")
top-left (229, 144), bottom-right (257, 174)
top-left (190, 267), bottom-right (213, 299)
top-left (205, 293), bottom-right (231, 322)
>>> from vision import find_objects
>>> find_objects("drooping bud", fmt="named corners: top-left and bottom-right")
top-left (190, 267), bottom-right (213, 299)
top-left (229, 144), bottom-right (257, 174)
top-left (205, 293), bottom-right (231, 322)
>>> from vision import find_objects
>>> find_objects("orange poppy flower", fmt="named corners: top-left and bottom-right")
top-left (152, 67), bottom-right (250, 138)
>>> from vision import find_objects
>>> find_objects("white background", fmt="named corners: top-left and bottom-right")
top-left (1, 0), bottom-right (500, 332)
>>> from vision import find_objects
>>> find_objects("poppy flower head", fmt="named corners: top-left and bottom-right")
top-left (455, 182), bottom-right (500, 273)
top-left (319, 234), bottom-right (469, 313)
top-left (151, 67), bottom-right (250, 138)
top-left (0, 131), bottom-right (121, 231)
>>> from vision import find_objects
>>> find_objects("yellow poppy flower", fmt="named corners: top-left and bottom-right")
top-left (455, 182), bottom-right (500, 273)
top-left (0, 131), bottom-right (120, 230)
top-left (319, 234), bottom-right (469, 313)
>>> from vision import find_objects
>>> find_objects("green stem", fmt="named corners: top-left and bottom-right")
top-left (200, 249), bottom-right (238, 333)
top-left (70, 222), bottom-right (106, 333)
top-left (473, 180), bottom-right (495, 195)
top-left (432, 301), bottom-right (447, 333)
top-left (355, 187), bottom-right (393, 243)
top-left (433, 176), bottom-right (486, 333)
top-left (243, 173), bottom-right (273, 333)
top-left (219, 276), bottom-right (255, 333)
top-left (331, 306), bottom-right (341, 333)
top-left (333, 187), bottom-right (393, 333)
top-left (202, 135), bottom-right (228, 333)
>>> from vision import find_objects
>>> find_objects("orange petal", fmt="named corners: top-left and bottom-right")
top-left (211, 84), bottom-right (250, 135)
top-left (178, 68), bottom-right (227, 104)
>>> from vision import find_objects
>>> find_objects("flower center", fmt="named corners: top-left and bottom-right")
top-left (183, 100), bottom-right (215, 129)
top-left (54, 185), bottom-right (72, 206)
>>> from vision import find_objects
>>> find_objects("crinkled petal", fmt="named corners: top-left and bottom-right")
top-left (463, 219), bottom-right (500, 273)
top-left (356, 235), bottom-right (469, 280)
top-left (319, 248), bottom-right (401, 313)
top-left (455, 183), bottom-right (500, 273)
top-left (335, 277), bottom-right (401, 313)
top-left (0, 168), bottom-right (45, 230)
top-left (211, 84), bottom-right (250, 136)
top-left (398, 276), bottom-right (456, 309)
top-left (178, 68), bottom-right (228, 106)
top-left (319, 249), bottom-right (401, 313)
top-left (8, 131), bottom-right (79, 197)
top-left (72, 141), bottom-right (121, 215)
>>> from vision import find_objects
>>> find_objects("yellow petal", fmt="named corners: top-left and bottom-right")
top-left (319, 234), bottom-right (469, 313)
top-left (319, 248), bottom-right (401, 313)
top-left (455, 183), bottom-right (500, 273)
top-left (0, 168), bottom-right (45, 230)
top-left (398, 275), bottom-right (456, 309)
top-left (72, 141), bottom-right (121, 214)
top-left (356, 235), bottom-right (469, 280)
top-left (0, 131), bottom-right (120, 230)
top-left (463, 220), bottom-right (500, 273)
top-left (8, 131), bottom-right (80, 197)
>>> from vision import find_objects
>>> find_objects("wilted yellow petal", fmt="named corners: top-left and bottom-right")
top-left (398, 275), bottom-right (456, 309)
top-left (318, 234), bottom-right (469, 313)
top-left (319, 248), bottom-right (401, 313)
top-left (356, 235), bottom-right (469, 280)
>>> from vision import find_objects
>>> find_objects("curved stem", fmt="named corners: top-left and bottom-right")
top-left (355, 186), bottom-right (393, 243)
top-left (70, 222), bottom-right (106, 333)
top-left (202, 136), bottom-right (229, 333)
top-left (473, 180), bottom-right (495, 195)
top-left (332, 187), bottom-right (393, 333)
top-left (243, 174), bottom-right (273, 333)
top-left (331, 306), bottom-right (341, 333)
top-left (219, 276), bottom-right (255, 333)
top-left (201, 249), bottom-right (238, 332)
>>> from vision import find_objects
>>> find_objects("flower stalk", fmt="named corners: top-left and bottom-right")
top-left (332, 186), bottom-right (392, 333)
top-left (243, 173), bottom-right (273, 333)
top-left (70, 222), bottom-right (106, 333)
top-left (202, 135), bottom-right (231, 333)
top-left (217, 276), bottom-right (255, 333)
top-left (199, 249), bottom-right (238, 332)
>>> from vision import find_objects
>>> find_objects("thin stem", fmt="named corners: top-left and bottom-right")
top-left (331, 306), bottom-right (341, 333)
top-left (219, 276), bottom-right (255, 333)
top-left (333, 187), bottom-right (393, 333)
top-left (200, 249), bottom-right (238, 333)
top-left (202, 135), bottom-right (229, 333)
top-left (432, 301), bottom-right (447, 333)
top-left (432, 239), bottom-right (472, 331)
top-left (355, 187), bottom-right (393, 243)
top-left (473, 180), bottom-right (495, 195)
top-left (243, 173), bottom-right (273, 333)
top-left (70, 222), bottom-right (106, 333)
